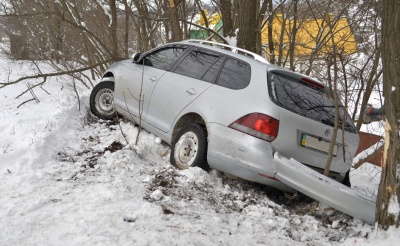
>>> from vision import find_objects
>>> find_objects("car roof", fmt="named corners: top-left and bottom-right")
top-left (172, 39), bottom-right (269, 65)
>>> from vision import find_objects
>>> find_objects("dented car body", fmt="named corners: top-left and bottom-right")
top-left (90, 40), bottom-right (375, 223)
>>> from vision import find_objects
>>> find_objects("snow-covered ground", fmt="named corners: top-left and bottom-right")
top-left (0, 56), bottom-right (398, 245)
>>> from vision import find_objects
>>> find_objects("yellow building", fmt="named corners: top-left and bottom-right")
top-left (193, 12), bottom-right (357, 58)
top-left (197, 11), bottom-right (222, 28)
top-left (261, 14), bottom-right (357, 58)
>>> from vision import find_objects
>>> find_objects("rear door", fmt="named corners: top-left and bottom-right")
top-left (145, 48), bottom-right (224, 132)
top-left (267, 69), bottom-right (359, 175)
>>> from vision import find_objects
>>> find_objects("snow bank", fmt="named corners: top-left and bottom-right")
top-left (1, 57), bottom-right (399, 246)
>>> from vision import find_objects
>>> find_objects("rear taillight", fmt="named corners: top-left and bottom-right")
top-left (229, 113), bottom-right (279, 142)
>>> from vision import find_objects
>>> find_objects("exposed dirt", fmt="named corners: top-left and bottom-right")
top-left (144, 166), bottom-right (353, 232)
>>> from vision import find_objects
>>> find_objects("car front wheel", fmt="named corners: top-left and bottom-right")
top-left (170, 124), bottom-right (209, 170)
top-left (90, 81), bottom-right (116, 120)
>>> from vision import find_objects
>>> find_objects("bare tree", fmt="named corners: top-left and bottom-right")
top-left (237, 0), bottom-right (258, 52)
top-left (375, 0), bottom-right (400, 229)
top-left (168, 0), bottom-right (183, 41)
top-left (211, 0), bottom-right (238, 38)
top-left (1, 0), bottom-right (135, 93)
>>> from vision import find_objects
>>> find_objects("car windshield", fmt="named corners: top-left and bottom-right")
top-left (268, 71), bottom-right (357, 133)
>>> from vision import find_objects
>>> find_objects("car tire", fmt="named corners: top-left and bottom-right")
top-left (90, 81), bottom-right (116, 120)
top-left (170, 123), bottom-right (209, 170)
top-left (342, 170), bottom-right (351, 187)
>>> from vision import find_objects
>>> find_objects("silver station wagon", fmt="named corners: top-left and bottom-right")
top-left (90, 40), bottom-right (360, 192)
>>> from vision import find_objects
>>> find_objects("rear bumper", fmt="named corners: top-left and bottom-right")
top-left (206, 123), bottom-right (375, 224)
top-left (273, 152), bottom-right (376, 224)
top-left (207, 122), bottom-right (294, 191)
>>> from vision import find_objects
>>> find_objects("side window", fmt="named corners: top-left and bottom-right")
top-left (201, 56), bottom-right (225, 83)
top-left (143, 47), bottom-right (186, 70)
top-left (216, 58), bottom-right (251, 89)
top-left (174, 49), bottom-right (220, 80)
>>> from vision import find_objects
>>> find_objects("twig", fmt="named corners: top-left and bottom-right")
top-left (2, 143), bottom-right (12, 153)
top-left (71, 80), bottom-right (81, 111)
top-left (135, 60), bottom-right (145, 145)
top-left (117, 116), bottom-right (129, 145)
top-left (17, 98), bottom-right (35, 108)
top-left (41, 85), bottom-right (50, 95)
top-left (26, 83), bottom-right (40, 103)
top-left (353, 144), bottom-right (384, 169)
top-left (123, 91), bottom-right (137, 124)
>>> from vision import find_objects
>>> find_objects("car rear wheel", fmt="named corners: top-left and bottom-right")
top-left (170, 124), bottom-right (209, 170)
top-left (90, 81), bottom-right (116, 120)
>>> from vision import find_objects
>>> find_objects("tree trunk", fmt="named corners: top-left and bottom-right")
top-left (376, 0), bottom-right (400, 229)
top-left (289, 0), bottom-right (298, 71)
top-left (124, 1), bottom-right (130, 58)
top-left (168, 0), bottom-right (183, 41)
top-left (9, 34), bottom-right (29, 60)
top-left (256, 0), bottom-right (269, 55)
top-left (324, 12), bottom-right (340, 178)
top-left (267, 0), bottom-right (275, 64)
top-left (180, 0), bottom-right (189, 39)
top-left (220, 0), bottom-right (234, 37)
top-left (237, 0), bottom-right (258, 52)
top-left (324, 55), bottom-right (340, 177)
top-left (109, 0), bottom-right (119, 59)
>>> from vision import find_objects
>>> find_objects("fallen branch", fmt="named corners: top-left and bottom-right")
top-left (15, 77), bottom-right (47, 99)
top-left (1, 58), bottom-right (115, 89)
top-left (26, 83), bottom-right (40, 103)
top-left (41, 85), bottom-right (50, 95)
top-left (17, 98), bottom-right (36, 108)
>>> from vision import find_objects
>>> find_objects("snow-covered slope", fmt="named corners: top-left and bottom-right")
top-left (0, 57), bottom-right (398, 245)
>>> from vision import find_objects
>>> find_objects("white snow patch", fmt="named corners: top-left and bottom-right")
top-left (225, 33), bottom-right (238, 47)
top-left (1, 56), bottom-right (399, 246)
top-left (150, 189), bottom-right (164, 201)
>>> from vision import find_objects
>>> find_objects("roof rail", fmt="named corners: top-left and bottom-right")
top-left (185, 39), bottom-right (269, 64)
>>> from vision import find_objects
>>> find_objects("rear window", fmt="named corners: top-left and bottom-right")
top-left (268, 72), bottom-right (357, 133)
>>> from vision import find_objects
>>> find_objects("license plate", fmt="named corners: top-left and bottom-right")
top-left (301, 134), bottom-right (337, 156)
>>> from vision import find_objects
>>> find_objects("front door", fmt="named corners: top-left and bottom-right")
top-left (145, 48), bottom-right (223, 132)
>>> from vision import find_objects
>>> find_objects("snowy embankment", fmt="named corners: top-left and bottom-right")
top-left (0, 57), bottom-right (398, 245)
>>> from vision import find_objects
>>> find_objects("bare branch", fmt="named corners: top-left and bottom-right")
top-left (1, 59), bottom-right (115, 89)
top-left (17, 98), bottom-right (36, 108)
top-left (15, 77), bottom-right (46, 99)
top-left (353, 144), bottom-right (384, 169)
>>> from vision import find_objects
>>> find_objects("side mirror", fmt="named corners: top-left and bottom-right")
top-left (131, 53), bottom-right (141, 63)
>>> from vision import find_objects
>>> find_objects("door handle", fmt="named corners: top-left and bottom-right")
top-left (186, 88), bottom-right (197, 95)
top-left (150, 76), bottom-right (157, 82)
